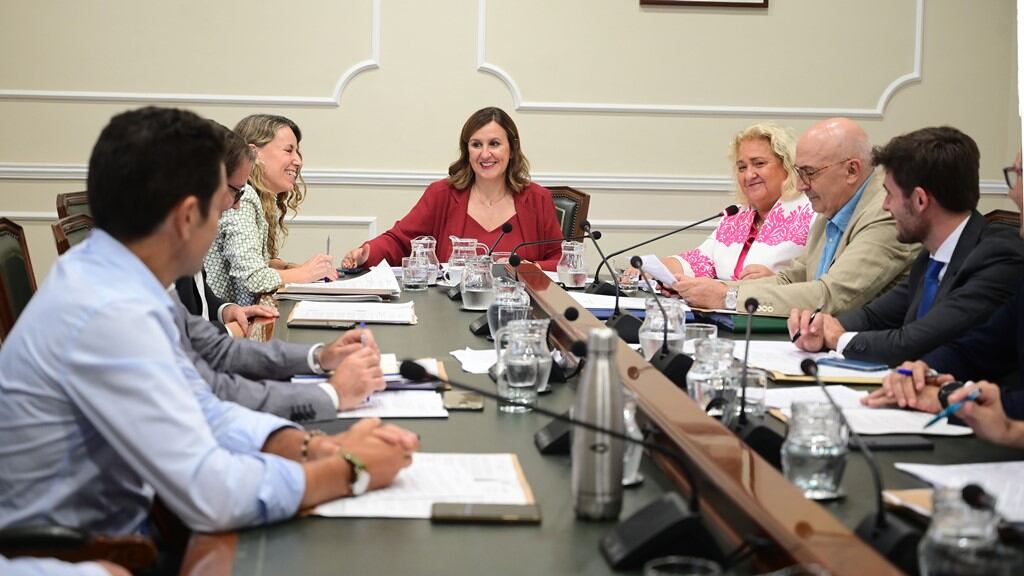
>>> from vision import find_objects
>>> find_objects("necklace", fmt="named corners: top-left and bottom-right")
top-left (472, 186), bottom-right (509, 207)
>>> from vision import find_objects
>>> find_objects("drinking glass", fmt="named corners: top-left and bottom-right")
top-left (683, 323), bottom-right (717, 355)
top-left (496, 336), bottom-right (540, 413)
top-left (401, 256), bottom-right (429, 292)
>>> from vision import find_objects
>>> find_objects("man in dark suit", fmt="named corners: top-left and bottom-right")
top-left (789, 127), bottom-right (1024, 365)
top-left (863, 152), bottom-right (1024, 445)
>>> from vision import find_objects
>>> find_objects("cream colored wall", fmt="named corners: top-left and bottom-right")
top-left (0, 0), bottom-right (1019, 283)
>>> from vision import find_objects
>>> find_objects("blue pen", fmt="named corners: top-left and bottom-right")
top-left (895, 367), bottom-right (939, 378)
top-left (924, 388), bottom-right (980, 428)
top-left (359, 321), bottom-right (367, 347)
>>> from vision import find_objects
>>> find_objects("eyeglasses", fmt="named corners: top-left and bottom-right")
top-left (795, 158), bottom-right (852, 186)
top-left (1003, 165), bottom-right (1022, 190)
top-left (228, 183), bottom-right (245, 204)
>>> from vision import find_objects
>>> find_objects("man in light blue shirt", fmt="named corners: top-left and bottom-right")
top-left (0, 107), bottom-right (417, 537)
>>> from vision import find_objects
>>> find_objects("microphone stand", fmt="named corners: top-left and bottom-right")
top-left (587, 206), bottom-right (739, 296)
top-left (800, 360), bottom-right (922, 574)
top-left (445, 223), bottom-right (520, 301)
top-left (583, 222), bottom-right (641, 343)
top-left (728, 298), bottom-right (785, 469)
top-left (400, 359), bottom-right (723, 569)
top-left (630, 256), bottom-right (693, 390)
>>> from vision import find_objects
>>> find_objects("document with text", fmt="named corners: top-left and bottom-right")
top-left (738, 340), bottom-right (889, 383)
top-left (279, 264), bottom-right (401, 298)
top-left (337, 390), bottom-right (448, 419)
top-left (290, 300), bottom-right (417, 325)
top-left (313, 453), bottom-right (533, 519)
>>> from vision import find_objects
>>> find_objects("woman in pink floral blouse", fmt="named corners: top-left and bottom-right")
top-left (662, 123), bottom-right (814, 281)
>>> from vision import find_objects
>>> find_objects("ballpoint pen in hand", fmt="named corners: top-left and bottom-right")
top-left (924, 387), bottom-right (980, 428)
top-left (791, 304), bottom-right (824, 343)
top-left (323, 236), bottom-right (333, 282)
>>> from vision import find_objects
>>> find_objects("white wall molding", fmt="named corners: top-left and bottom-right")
top-left (0, 211), bottom-right (378, 236)
top-left (0, 0), bottom-right (380, 108)
top-left (477, 0), bottom-right (923, 118)
top-left (0, 162), bottom-right (1009, 196)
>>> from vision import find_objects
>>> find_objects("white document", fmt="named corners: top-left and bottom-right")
top-left (738, 340), bottom-right (889, 381)
top-left (289, 355), bottom-right (434, 384)
top-left (450, 347), bottom-right (498, 374)
top-left (568, 292), bottom-right (678, 312)
top-left (337, 390), bottom-right (448, 419)
top-left (764, 385), bottom-right (868, 410)
top-left (543, 270), bottom-right (595, 285)
top-left (779, 406), bottom-right (973, 436)
top-left (894, 461), bottom-right (1024, 522)
top-left (291, 300), bottom-right (417, 325)
top-left (638, 254), bottom-right (678, 286)
top-left (313, 453), bottom-right (531, 519)
top-left (286, 264), bottom-right (401, 294)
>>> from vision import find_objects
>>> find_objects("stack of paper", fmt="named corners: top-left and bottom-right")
top-left (291, 354), bottom-right (442, 390)
top-left (289, 300), bottom-right (417, 325)
top-left (277, 265), bottom-right (401, 300)
top-left (338, 390), bottom-right (448, 419)
top-left (774, 404), bottom-right (972, 436)
top-left (737, 341), bottom-right (889, 383)
top-left (313, 453), bottom-right (533, 519)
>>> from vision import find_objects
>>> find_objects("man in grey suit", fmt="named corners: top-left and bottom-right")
top-left (789, 126), bottom-right (1024, 365)
top-left (173, 294), bottom-right (383, 422)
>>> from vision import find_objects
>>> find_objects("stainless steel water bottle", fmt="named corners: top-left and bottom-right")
top-left (572, 327), bottom-right (625, 520)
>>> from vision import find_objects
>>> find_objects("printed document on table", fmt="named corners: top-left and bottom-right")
top-left (738, 340), bottom-right (889, 381)
top-left (313, 453), bottom-right (533, 519)
top-left (764, 385), bottom-right (867, 410)
top-left (894, 461), bottom-right (1024, 522)
top-left (779, 406), bottom-right (973, 436)
top-left (291, 300), bottom-right (417, 325)
top-left (282, 264), bottom-right (401, 295)
top-left (568, 292), bottom-right (672, 312)
top-left (337, 390), bottom-right (448, 419)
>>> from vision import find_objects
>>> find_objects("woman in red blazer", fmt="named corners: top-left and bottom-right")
top-left (342, 107), bottom-right (564, 271)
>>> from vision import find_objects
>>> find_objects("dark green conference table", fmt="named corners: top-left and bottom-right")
top-left (180, 268), bottom-right (1021, 576)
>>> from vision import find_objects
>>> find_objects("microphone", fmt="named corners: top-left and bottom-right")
top-left (507, 233), bottom-right (592, 280)
top-left (580, 221), bottom-right (641, 343)
top-left (400, 360), bottom-right (723, 568)
top-left (962, 484), bottom-right (996, 511)
top-left (630, 255), bottom-right (693, 390)
top-left (588, 205), bottom-right (740, 295)
top-left (800, 359), bottom-right (922, 573)
top-left (487, 222), bottom-right (514, 256)
top-left (726, 298), bottom-right (785, 469)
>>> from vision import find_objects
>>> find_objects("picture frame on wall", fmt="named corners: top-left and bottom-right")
top-left (640, 0), bottom-right (768, 7)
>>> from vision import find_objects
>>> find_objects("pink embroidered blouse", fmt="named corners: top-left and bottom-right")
top-left (671, 196), bottom-right (815, 280)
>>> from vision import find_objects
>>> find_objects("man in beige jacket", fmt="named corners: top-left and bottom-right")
top-left (671, 118), bottom-right (919, 315)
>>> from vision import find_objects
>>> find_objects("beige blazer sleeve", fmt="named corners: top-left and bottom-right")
top-left (734, 174), bottom-right (921, 315)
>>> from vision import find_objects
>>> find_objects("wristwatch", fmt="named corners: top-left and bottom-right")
top-left (724, 286), bottom-right (739, 311)
top-left (937, 381), bottom-right (966, 409)
top-left (341, 451), bottom-right (371, 496)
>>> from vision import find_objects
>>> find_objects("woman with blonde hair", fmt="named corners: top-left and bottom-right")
top-left (342, 106), bottom-right (564, 270)
top-left (205, 114), bottom-right (336, 305)
top-left (662, 123), bottom-right (814, 281)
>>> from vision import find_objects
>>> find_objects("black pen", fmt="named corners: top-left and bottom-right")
top-left (791, 304), bottom-right (823, 343)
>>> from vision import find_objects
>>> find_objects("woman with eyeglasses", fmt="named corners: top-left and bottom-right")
top-left (659, 123), bottom-right (814, 282)
top-left (205, 114), bottom-right (336, 306)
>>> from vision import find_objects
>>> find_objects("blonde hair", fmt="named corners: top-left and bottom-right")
top-left (234, 114), bottom-right (306, 259)
top-left (729, 123), bottom-right (800, 205)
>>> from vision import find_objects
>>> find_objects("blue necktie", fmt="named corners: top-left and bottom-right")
top-left (916, 258), bottom-right (943, 319)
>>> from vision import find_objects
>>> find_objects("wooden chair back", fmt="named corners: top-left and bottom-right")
top-left (52, 214), bottom-right (94, 255)
top-left (0, 218), bottom-right (37, 341)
